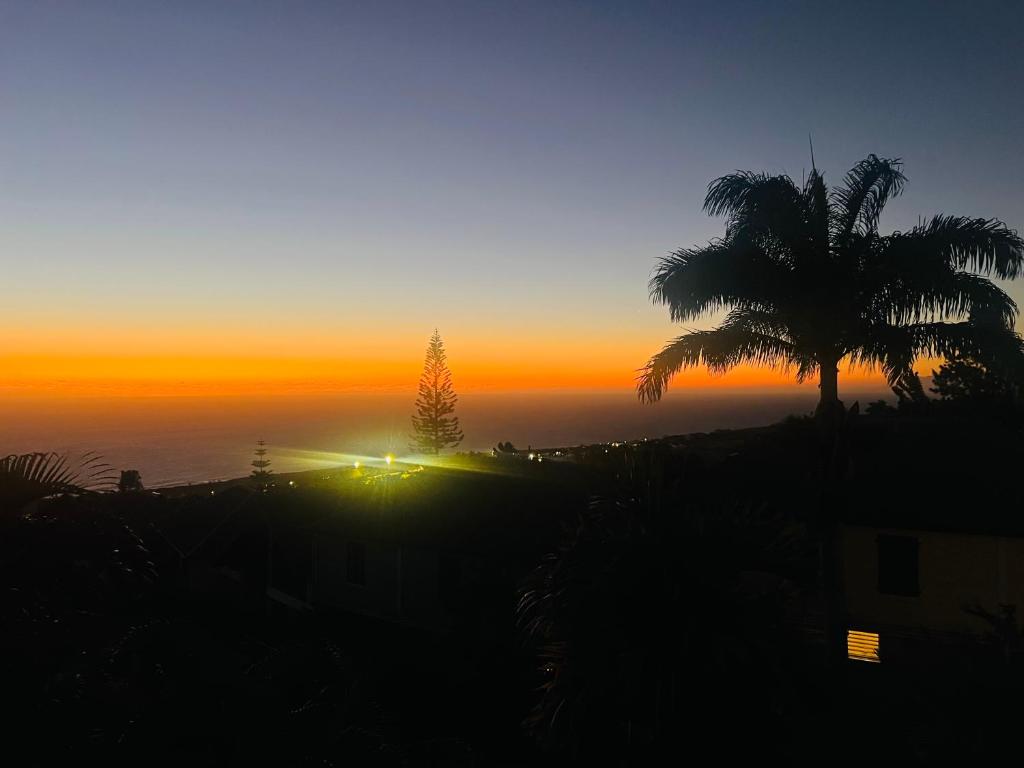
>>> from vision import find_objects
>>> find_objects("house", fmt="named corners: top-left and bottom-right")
top-left (837, 414), bottom-right (1024, 666)
top-left (309, 530), bottom-right (456, 632)
top-left (842, 519), bottom-right (1024, 665)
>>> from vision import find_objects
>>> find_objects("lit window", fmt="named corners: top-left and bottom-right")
top-left (847, 630), bottom-right (880, 663)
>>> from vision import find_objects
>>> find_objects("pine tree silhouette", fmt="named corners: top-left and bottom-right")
top-left (410, 330), bottom-right (464, 454)
top-left (250, 440), bottom-right (272, 483)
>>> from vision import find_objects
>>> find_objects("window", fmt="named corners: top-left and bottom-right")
top-left (346, 541), bottom-right (366, 586)
top-left (847, 630), bottom-right (880, 663)
top-left (877, 534), bottom-right (919, 596)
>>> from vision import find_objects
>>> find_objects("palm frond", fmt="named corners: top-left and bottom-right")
top-left (849, 323), bottom-right (917, 385)
top-left (637, 326), bottom-right (797, 402)
top-left (724, 308), bottom-right (821, 381)
top-left (703, 172), bottom-right (810, 259)
top-left (854, 320), bottom-right (1024, 386)
top-left (831, 154), bottom-right (905, 242)
top-left (909, 321), bottom-right (1024, 376)
top-left (884, 215), bottom-right (1024, 280)
top-left (0, 451), bottom-right (116, 514)
top-left (721, 306), bottom-right (796, 339)
top-left (649, 240), bottom-right (787, 322)
top-left (703, 171), bottom-right (788, 218)
top-left (876, 270), bottom-right (1017, 327)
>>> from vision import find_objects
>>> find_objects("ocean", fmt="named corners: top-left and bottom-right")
top-left (0, 388), bottom-right (889, 488)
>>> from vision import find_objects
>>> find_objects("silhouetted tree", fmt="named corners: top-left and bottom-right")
top-left (410, 330), bottom-right (464, 454)
top-left (931, 356), bottom-right (1019, 404)
top-left (250, 440), bottom-right (272, 483)
top-left (865, 399), bottom-right (897, 416)
top-left (639, 154), bottom-right (1024, 417)
top-left (118, 469), bottom-right (145, 493)
top-left (892, 370), bottom-right (929, 410)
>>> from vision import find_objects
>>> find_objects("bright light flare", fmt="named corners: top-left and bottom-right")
top-left (268, 445), bottom-right (523, 479)
top-left (270, 447), bottom-right (394, 471)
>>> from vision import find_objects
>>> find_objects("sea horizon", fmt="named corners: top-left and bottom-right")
top-left (1, 386), bottom-right (892, 487)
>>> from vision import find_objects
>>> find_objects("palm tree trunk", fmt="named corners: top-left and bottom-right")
top-left (817, 381), bottom-right (851, 673)
top-left (815, 358), bottom-right (843, 418)
top-left (818, 360), bottom-right (840, 406)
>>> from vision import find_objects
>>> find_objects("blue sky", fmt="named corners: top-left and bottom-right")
top-left (2, 0), bottom-right (1022, 390)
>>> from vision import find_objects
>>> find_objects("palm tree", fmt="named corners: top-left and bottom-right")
top-left (638, 155), bottom-right (1024, 415)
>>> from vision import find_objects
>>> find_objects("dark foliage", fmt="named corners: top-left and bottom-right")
top-left (517, 443), bottom-right (816, 762)
top-left (0, 451), bottom-right (116, 514)
top-left (893, 370), bottom-right (930, 410)
top-left (931, 356), bottom-right (1020, 406)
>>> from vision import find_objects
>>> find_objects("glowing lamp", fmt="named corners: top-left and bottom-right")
top-left (385, 454), bottom-right (394, 466)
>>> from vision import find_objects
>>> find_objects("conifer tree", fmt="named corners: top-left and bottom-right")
top-left (410, 330), bottom-right (464, 454)
top-left (250, 440), bottom-right (272, 483)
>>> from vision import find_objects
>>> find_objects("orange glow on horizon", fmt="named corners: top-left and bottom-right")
top-left (0, 350), bottom-right (893, 398)
top-left (0, 319), bottom-right (910, 398)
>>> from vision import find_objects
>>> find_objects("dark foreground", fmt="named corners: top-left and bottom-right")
top-left (3, 409), bottom-right (1024, 765)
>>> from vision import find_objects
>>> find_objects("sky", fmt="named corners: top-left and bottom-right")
top-left (2, 0), bottom-right (1023, 398)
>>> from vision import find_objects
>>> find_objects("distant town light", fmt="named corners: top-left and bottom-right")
top-left (528, 453), bottom-right (535, 460)
top-left (354, 461), bottom-right (361, 469)
top-left (385, 454), bottom-right (394, 466)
